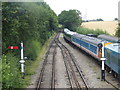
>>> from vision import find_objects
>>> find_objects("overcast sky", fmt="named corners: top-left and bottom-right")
top-left (44, 0), bottom-right (119, 21)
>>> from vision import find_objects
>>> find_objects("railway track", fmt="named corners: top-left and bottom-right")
top-left (56, 33), bottom-right (89, 89)
top-left (105, 79), bottom-right (120, 90)
top-left (36, 35), bottom-right (57, 89)
top-left (36, 32), bottom-right (89, 89)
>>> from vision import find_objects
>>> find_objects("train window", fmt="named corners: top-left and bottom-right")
top-left (72, 38), bottom-right (74, 41)
top-left (82, 41), bottom-right (89, 48)
top-left (76, 38), bottom-right (79, 43)
top-left (80, 40), bottom-right (84, 46)
top-left (79, 39), bottom-right (81, 44)
top-left (72, 37), bottom-right (76, 42)
top-left (74, 38), bottom-right (76, 42)
top-left (78, 39), bottom-right (81, 45)
top-left (77, 38), bottom-right (79, 42)
top-left (90, 44), bottom-right (97, 54)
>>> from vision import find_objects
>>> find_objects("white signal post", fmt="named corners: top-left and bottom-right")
top-left (19, 42), bottom-right (25, 78)
top-left (101, 41), bottom-right (106, 81)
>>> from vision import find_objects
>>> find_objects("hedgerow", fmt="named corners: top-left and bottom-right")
top-left (76, 27), bottom-right (109, 35)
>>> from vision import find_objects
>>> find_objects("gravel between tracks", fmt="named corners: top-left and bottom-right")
top-left (55, 47), bottom-right (69, 88)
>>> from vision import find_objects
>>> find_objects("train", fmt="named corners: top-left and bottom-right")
top-left (63, 28), bottom-right (120, 79)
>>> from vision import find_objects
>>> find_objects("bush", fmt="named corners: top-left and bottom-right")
top-left (2, 53), bottom-right (24, 89)
top-left (25, 40), bottom-right (41, 60)
top-left (115, 23), bottom-right (120, 37)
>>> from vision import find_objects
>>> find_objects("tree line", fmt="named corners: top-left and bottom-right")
top-left (2, 2), bottom-right (58, 88)
top-left (2, 2), bottom-right (58, 58)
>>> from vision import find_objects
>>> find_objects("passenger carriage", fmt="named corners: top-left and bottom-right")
top-left (71, 34), bottom-right (103, 60)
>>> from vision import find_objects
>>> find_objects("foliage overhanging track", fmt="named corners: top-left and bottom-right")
top-left (55, 32), bottom-right (90, 89)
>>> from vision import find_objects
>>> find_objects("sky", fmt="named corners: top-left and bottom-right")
top-left (44, 0), bottom-right (119, 21)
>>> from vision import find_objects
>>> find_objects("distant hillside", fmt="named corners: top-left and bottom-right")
top-left (81, 21), bottom-right (118, 35)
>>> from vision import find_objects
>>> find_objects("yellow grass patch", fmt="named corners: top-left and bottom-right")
top-left (81, 21), bottom-right (118, 35)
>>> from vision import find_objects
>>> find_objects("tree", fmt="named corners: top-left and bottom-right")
top-left (2, 2), bottom-right (58, 55)
top-left (96, 18), bottom-right (103, 21)
top-left (114, 18), bottom-right (118, 21)
top-left (58, 9), bottom-right (82, 31)
top-left (115, 23), bottom-right (120, 37)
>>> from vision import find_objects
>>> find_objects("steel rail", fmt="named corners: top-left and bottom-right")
top-left (51, 41), bottom-right (57, 89)
top-left (36, 34), bottom-right (58, 89)
top-left (105, 79), bottom-right (120, 90)
top-left (56, 40), bottom-right (74, 88)
top-left (56, 33), bottom-right (82, 89)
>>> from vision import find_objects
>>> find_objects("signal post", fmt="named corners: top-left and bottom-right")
top-left (19, 42), bottom-right (25, 79)
top-left (8, 42), bottom-right (26, 79)
top-left (100, 42), bottom-right (106, 81)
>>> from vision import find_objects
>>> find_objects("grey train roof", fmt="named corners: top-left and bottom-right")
top-left (98, 34), bottom-right (120, 43)
top-left (73, 34), bottom-right (103, 45)
top-left (73, 33), bottom-right (86, 39)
